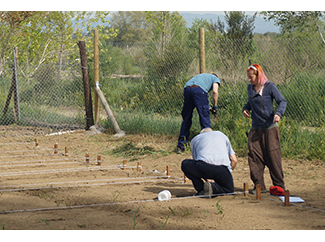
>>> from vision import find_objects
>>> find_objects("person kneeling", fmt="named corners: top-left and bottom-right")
top-left (181, 128), bottom-right (237, 197)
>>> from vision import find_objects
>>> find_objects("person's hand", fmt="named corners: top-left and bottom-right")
top-left (243, 109), bottom-right (250, 118)
top-left (211, 106), bottom-right (217, 117)
top-left (273, 114), bottom-right (281, 123)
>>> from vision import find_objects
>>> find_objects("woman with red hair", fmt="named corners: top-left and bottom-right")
top-left (243, 63), bottom-right (287, 194)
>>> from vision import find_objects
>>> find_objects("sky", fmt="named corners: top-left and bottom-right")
top-left (4, 0), bottom-right (325, 11)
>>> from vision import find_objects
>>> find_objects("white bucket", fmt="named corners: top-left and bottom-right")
top-left (158, 190), bottom-right (171, 201)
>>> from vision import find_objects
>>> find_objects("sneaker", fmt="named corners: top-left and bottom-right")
top-left (249, 188), bottom-right (268, 195)
top-left (176, 147), bottom-right (185, 154)
top-left (204, 181), bottom-right (213, 198)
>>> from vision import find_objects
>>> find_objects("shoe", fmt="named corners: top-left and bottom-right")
top-left (249, 188), bottom-right (268, 195)
top-left (176, 147), bottom-right (185, 154)
top-left (193, 191), bottom-right (204, 196)
top-left (204, 181), bottom-right (213, 198)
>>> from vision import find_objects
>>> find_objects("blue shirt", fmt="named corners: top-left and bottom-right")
top-left (243, 81), bottom-right (287, 128)
top-left (184, 73), bottom-right (220, 93)
top-left (191, 131), bottom-right (235, 173)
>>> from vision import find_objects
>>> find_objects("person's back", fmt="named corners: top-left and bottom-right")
top-left (184, 73), bottom-right (220, 93)
top-left (191, 130), bottom-right (234, 173)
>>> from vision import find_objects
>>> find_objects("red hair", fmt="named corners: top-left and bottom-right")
top-left (247, 63), bottom-right (268, 85)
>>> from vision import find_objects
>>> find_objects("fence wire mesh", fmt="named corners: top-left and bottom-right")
top-left (0, 37), bottom-right (324, 134)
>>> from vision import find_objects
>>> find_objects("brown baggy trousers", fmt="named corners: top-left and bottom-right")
top-left (248, 126), bottom-right (285, 190)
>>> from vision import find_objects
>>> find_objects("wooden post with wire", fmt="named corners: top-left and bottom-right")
top-left (137, 162), bottom-right (142, 172)
top-left (199, 28), bottom-right (205, 73)
top-left (285, 190), bottom-right (290, 206)
top-left (166, 166), bottom-right (171, 179)
top-left (54, 143), bottom-right (58, 154)
top-left (244, 183), bottom-right (249, 197)
top-left (256, 184), bottom-right (261, 200)
top-left (78, 40), bottom-right (94, 130)
top-left (86, 152), bottom-right (89, 164)
top-left (94, 29), bottom-right (100, 124)
top-left (65, 147), bottom-right (68, 156)
top-left (97, 155), bottom-right (101, 166)
top-left (122, 160), bottom-right (127, 170)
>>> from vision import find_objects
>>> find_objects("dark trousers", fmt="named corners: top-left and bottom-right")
top-left (181, 159), bottom-right (234, 194)
top-left (248, 126), bottom-right (285, 190)
top-left (177, 87), bottom-right (211, 149)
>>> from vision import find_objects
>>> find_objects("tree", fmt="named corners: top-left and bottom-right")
top-left (214, 11), bottom-right (256, 39)
top-left (261, 11), bottom-right (325, 43)
top-left (0, 11), bottom-right (117, 78)
top-left (108, 11), bottom-right (153, 43)
top-left (0, 11), bottom-right (36, 71)
top-left (208, 11), bottom-right (257, 72)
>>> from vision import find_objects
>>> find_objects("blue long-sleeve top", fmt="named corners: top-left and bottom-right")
top-left (242, 81), bottom-right (287, 128)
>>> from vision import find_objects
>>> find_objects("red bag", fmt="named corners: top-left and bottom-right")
top-left (269, 186), bottom-right (287, 196)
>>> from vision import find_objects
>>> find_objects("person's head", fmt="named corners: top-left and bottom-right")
top-left (200, 127), bottom-right (213, 134)
top-left (247, 64), bottom-right (268, 86)
top-left (211, 73), bottom-right (218, 78)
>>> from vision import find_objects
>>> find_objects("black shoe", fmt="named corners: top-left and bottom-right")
top-left (193, 191), bottom-right (205, 196)
top-left (176, 147), bottom-right (185, 154)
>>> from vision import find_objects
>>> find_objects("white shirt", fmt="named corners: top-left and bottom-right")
top-left (190, 131), bottom-right (235, 173)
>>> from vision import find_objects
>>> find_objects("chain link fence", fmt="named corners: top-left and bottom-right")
top-left (1, 37), bottom-right (325, 135)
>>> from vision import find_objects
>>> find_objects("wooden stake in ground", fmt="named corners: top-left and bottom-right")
top-left (35, 139), bottom-right (39, 148)
top-left (65, 147), bottom-right (68, 157)
top-left (166, 166), bottom-right (171, 179)
top-left (122, 160), bottom-right (127, 170)
top-left (256, 184), bottom-right (261, 200)
top-left (86, 152), bottom-right (89, 164)
top-left (285, 190), bottom-right (290, 206)
top-left (137, 162), bottom-right (142, 172)
top-left (97, 155), bottom-right (101, 166)
top-left (244, 183), bottom-right (248, 197)
top-left (54, 143), bottom-right (58, 154)
top-left (184, 174), bottom-right (189, 184)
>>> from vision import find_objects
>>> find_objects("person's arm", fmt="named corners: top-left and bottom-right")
top-left (212, 82), bottom-right (219, 107)
top-left (229, 154), bottom-right (237, 171)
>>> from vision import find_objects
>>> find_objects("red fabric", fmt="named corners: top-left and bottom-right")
top-left (269, 186), bottom-right (288, 196)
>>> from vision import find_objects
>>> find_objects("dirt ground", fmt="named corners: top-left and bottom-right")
top-left (0, 126), bottom-right (324, 231)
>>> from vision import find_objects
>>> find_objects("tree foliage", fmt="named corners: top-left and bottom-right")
top-left (108, 11), bottom-right (152, 43)
top-left (261, 11), bottom-right (325, 43)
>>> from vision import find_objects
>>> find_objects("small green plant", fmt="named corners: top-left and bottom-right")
top-left (131, 206), bottom-right (141, 230)
top-left (111, 190), bottom-right (121, 202)
top-left (180, 208), bottom-right (190, 216)
top-left (204, 209), bottom-right (209, 215)
top-left (215, 200), bottom-right (224, 216)
top-left (168, 207), bottom-right (176, 215)
top-left (42, 219), bottom-right (52, 229)
top-left (1, 223), bottom-right (5, 230)
top-left (56, 202), bottom-right (61, 207)
top-left (159, 215), bottom-right (170, 230)
top-left (39, 193), bottom-right (43, 199)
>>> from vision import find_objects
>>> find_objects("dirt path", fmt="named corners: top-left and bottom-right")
top-left (0, 127), bottom-right (324, 230)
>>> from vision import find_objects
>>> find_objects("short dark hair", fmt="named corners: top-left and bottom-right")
top-left (211, 73), bottom-right (218, 78)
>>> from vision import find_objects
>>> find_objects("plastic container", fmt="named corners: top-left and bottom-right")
top-left (158, 190), bottom-right (171, 201)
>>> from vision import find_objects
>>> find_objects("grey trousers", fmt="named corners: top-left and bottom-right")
top-left (248, 126), bottom-right (285, 190)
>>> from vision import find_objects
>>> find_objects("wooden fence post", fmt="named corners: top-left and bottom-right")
top-left (78, 41), bottom-right (94, 130)
top-left (199, 28), bottom-right (205, 74)
top-left (94, 29), bottom-right (100, 124)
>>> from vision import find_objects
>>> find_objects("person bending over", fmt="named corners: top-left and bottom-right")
top-left (181, 128), bottom-right (237, 197)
